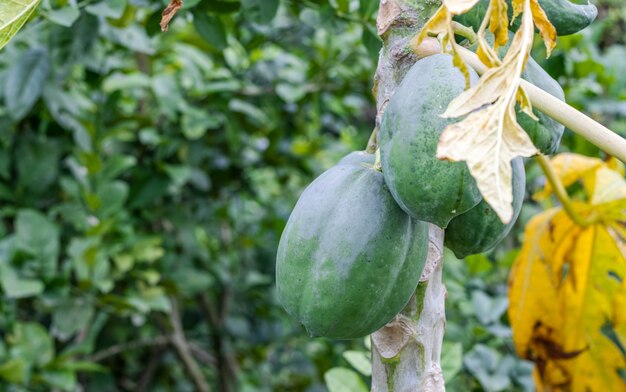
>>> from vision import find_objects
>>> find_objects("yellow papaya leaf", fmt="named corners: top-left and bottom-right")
top-left (529, 0), bottom-right (556, 56)
top-left (416, 5), bottom-right (471, 88)
top-left (533, 153), bottom-right (604, 201)
top-left (508, 208), bottom-right (562, 356)
top-left (613, 279), bottom-right (626, 327)
top-left (487, 0), bottom-right (509, 51)
top-left (510, 205), bottom-right (626, 391)
top-left (415, 5), bottom-right (449, 48)
top-left (606, 157), bottom-right (625, 176)
top-left (592, 166), bottom-right (626, 206)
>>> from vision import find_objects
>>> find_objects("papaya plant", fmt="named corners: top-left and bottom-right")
top-left (2, 0), bottom-right (626, 391)
top-left (275, 0), bottom-right (626, 391)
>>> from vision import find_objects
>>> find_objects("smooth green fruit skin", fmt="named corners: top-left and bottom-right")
top-left (444, 158), bottom-right (526, 259)
top-left (276, 152), bottom-right (429, 339)
top-left (518, 57), bottom-right (565, 154)
top-left (380, 54), bottom-right (482, 228)
top-left (455, 0), bottom-right (597, 36)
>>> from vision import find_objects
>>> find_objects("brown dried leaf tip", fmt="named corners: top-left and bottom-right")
top-left (160, 0), bottom-right (183, 32)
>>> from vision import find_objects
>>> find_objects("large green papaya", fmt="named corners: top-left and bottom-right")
top-left (444, 158), bottom-right (526, 259)
top-left (276, 152), bottom-right (429, 339)
top-left (455, 0), bottom-right (597, 36)
top-left (379, 54), bottom-right (482, 228)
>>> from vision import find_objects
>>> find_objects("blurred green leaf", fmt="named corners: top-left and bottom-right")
top-left (362, 25), bottom-right (381, 61)
top-left (0, 358), bottom-right (28, 384)
top-left (86, 0), bottom-right (127, 19)
top-left (52, 299), bottom-right (94, 341)
top-left (342, 350), bottom-right (371, 376)
top-left (441, 342), bottom-right (463, 382)
top-left (331, 0), bottom-right (350, 13)
top-left (471, 290), bottom-right (508, 326)
top-left (241, 0), bottom-right (278, 24)
top-left (464, 345), bottom-right (515, 392)
top-left (204, 0), bottom-right (241, 13)
top-left (360, 0), bottom-right (378, 17)
top-left (3, 47), bottom-right (50, 120)
top-left (94, 181), bottom-right (129, 217)
top-left (15, 209), bottom-right (59, 277)
top-left (193, 12), bottom-right (227, 49)
top-left (181, 106), bottom-right (222, 139)
top-left (44, 6), bottom-right (80, 27)
top-left (324, 367), bottom-right (369, 392)
top-left (9, 322), bottom-right (54, 367)
top-left (229, 98), bottom-right (270, 126)
top-left (16, 136), bottom-right (60, 193)
top-left (40, 369), bottom-right (76, 391)
top-left (0, 262), bottom-right (44, 299)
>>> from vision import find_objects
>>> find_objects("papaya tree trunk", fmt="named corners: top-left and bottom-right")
top-left (370, 1), bottom-right (447, 391)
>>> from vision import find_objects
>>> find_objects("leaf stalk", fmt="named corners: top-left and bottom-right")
top-left (535, 154), bottom-right (597, 227)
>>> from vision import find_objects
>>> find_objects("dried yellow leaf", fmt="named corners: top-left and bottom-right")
top-left (476, 38), bottom-right (501, 68)
top-left (511, 0), bottom-right (524, 20)
top-left (529, 0), bottom-right (556, 56)
top-left (606, 157), bottom-right (626, 176)
top-left (488, 0), bottom-right (509, 50)
top-left (510, 208), bottom-right (626, 391)
top-left (415, 5), bottom-right (449, 49)
top-left (510, 158), bottom-right (626, 391)
top-left (160, 0), bottom-right (183, 32)
top-left (591, 166), bottom-right (626, 205)
top-left (415, 5), bottom-right (471, 88)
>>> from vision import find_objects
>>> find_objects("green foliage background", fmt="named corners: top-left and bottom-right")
top-left (0, 0), bottom-right (624, 391)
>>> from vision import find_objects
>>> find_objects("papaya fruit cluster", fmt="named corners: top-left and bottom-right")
top-left (277, 46), bottom-right (569, 338)
top-left (455, 0), bottom-right (597, 37)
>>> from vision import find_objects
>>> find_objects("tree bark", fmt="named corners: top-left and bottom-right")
top-left (370, 1), bottom-right (447, 391)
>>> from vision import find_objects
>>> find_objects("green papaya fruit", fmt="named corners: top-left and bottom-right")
top-left (470, 32), bottom-right (566, 154)
top-left (455, 0), bottom-right (597, 36)
top-left (276, 152), bottom-right (429, 339)
top-left (379, 54), bottom-right (482, 228)
top-left (337, 150), bottom-right (375, 166)
top-left (519, 56), bottom-right (565, 154)
top-left (444, 158), bottom-right (525, 259)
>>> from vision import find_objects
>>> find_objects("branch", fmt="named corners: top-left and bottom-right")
top-left (535, 154), bottom-right (598, 227)
top-left (137, 347), bottom-right (166, 392)
top-left (169, 298), bottom-right (211, 392)
top-left (89, 336), bottom-right (170, 362)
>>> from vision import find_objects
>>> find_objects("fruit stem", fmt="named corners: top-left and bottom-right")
top-left (451, 21), bottom-right (477, 44)
top-left (367, 126), bottom-right (378, 153)
top-left (535, 154), bottom-right (596, 227)
top-left (374, 148), bottom-right (382, 171)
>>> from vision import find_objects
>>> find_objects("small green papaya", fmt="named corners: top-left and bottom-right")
top-left (519, 56), bottom-right (566, 154)
top-left (276, 152), bottom-right (429, 339)
top-left (379, 54), bottom-right (482, 228)
top-left (466, 32), bottom-right (566, 154)
top-left (455, 0), bottom-right (597, 36)
top-left (444, 158), bottom-right (525, 259)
